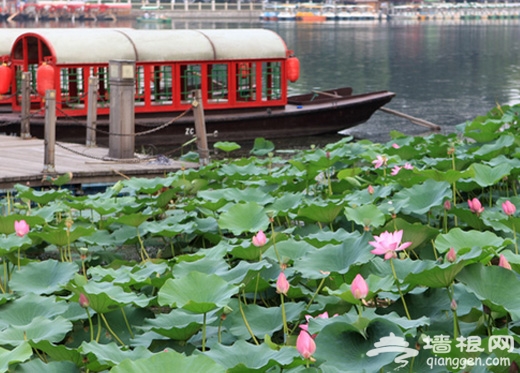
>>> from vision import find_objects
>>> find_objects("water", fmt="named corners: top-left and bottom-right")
top-left (4, 18), bottom-right (520, 143)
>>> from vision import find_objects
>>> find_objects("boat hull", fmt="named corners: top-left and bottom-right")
top-left (0, 88), bottom-right (395, 146)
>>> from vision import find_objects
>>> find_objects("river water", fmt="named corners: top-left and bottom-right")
top-left (4, 18), bottom-right (520, 143)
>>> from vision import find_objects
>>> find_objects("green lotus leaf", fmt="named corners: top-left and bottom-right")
top-left (202, 340), bottom-right (299, 372)
top-left (10, 260), bottom-right (78, 295)
top-left (415, 168), bottom-right (473, 184)
top-left (9, 359), bottom-right (80, 373)
top-left (219, 163), bottom-right (270, 179)
top-left (472, 134), bottom-right (515, 159)
top-left (392, 179), bottom-right (451, 215)
top-left (456, 263), bottom-right (520, 321)
top-left (88, 261), bottom-right (169, 288)
top-left (0, 234), bottom-right (32, 255)
top-left (122, 176), bottom-right (175, 194)
top-left (0, 293), bottom-right (68, 330)
top-left (314, 318), bottom-right (403, 372)
top-left (31, 225), bottom-right (96, 247)
top-left (404, 260), bottom-right (467, 288)
top-left (0, 342), bottom-right (33, 371)
top-left (294, 232), bottom-right (373, 279)
top-left (463, 118), bottom-right (504, 142)
top-left (142, 308), bottom-right (204, 340)
top-left (141, 220), bottom-right (196, 237)
top-left (250, 137), bottom-right (275, 156)
top-left (0, 316), bottom-right (72, 347)
top-left (434, 228), bottom-right (505, 254)
top-left (112, 213), bottom-right (152, 227)
top-left (30, 339), bottom-right (83, 367)
top-left (74, 281), bottom-right (151, 314)
top-left (221, 188), bottom-right (275, 205)
top-left (214, 141), bottom-right (241, 153)
top-left (80, 341), bottom-right (154, 370)
top-left (110, 349), bottom-right (226, 373)
top-left (345, 204), bottom-right (386, 229)
top-left (266, 192), bottom-right (304, 214)
top-left (15, 184), bottom-right (71, 204)
top-left (297, 202), bottom-right (344, 224)
top-left (469, 163), bottom-right (512, 187)
top-left (218, 202), bottom-right (270, 235)
top-left (157, 271), bottom-right (238, 314)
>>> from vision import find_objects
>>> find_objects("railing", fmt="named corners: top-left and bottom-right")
top-left (133, 1), bottom-right (264, 12)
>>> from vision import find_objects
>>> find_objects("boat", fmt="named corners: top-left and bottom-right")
top-left (136, 13), bottom-right (172, 23)
top-left (0, 28), bottom-right (394, 146)
top-left (296, 3), bottom-right (326, 22)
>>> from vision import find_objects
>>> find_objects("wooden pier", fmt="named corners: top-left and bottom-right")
top-left (0, 135), bottom-right (196, 190)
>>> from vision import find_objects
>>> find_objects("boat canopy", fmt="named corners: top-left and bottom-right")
top-left (0, 29), bottom-right (32, 58)
top-left (10, 28), bottom-right (289, 65)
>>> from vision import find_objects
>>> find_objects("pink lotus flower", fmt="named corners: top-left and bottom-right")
top-left (369, 230), bottom-right (412, 260)
top-left (276, 272), bottom-right (290, 295)
top-left (79, 293), bottom-right (89, 308)
top-left (468, 198), bottom-right (484, 215)
top-left (404, 162), bottom-right (414, 170)
top-left (499, 254), bottom-right (512, 270)
top-left (351, 274), bottom-right (369, 300)
top-left (446, 248), bottom-right (457, 263)
top-left (372, 155), bottom-right (387, 169)
top-left (391, 165), bottom-right (401, 176)
top-left (367, 185), bottom-right (374, 195)
top-left (252, 230), bottom-right (267, 247)
top-left (14, 220), bottom-right (30, 237)
top-left (444, 200), bottom-right (452, 210)
top-left (502, 200), bottom-right (516, 217)
top-left (299, 312), bottom-right (333, 333)
top-left (296, 330), bottom-right (316, 360)
top-left (392, 143), bottom-right (400, 149)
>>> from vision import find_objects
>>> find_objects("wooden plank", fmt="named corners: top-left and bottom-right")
top-left (0, 135), bottom-right (197, 189)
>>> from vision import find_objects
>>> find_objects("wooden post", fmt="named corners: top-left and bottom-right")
top-left (43, 90), bottom-right (56, 174)
top-left (193, 89), bottom-right (210, 166)
top-left (20, 72), bottom-right (31, 139)
top-left (108, 60), bottom-right (135, 159)
top-left (86, 76), bottom-right (98, 147)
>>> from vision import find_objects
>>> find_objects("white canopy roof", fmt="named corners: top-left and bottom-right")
top-left (11, 28), bottom-right (289, 64)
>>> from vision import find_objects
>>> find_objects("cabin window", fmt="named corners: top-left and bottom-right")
top-left (236, 62), bottom-right (256, 102)
top-left (151, 65), bottom-right (173, 106)
top-left (262, 62), bottom-right (282, 101)
top-left (60, 67), bottom-right (85, 108)
top-left (207, 64), bottom-right (228, 103)
top-left (90, 67), bottom-right (110, 107)
top-left (180, 64), bottom-right (201, 103)
top-left (135, 65), bottom-right (145, 104)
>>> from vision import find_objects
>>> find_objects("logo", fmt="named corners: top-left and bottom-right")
top-left (366, 333), bottom-right (418, 369)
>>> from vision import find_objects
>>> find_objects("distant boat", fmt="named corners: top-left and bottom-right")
top-left (136, 13), bottom-right (172, 23)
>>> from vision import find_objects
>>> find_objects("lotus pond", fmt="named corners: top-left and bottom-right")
top-left (1, 104), bottom-right (520, 373)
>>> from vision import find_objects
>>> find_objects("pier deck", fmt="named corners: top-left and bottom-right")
top-left (0, 135), bottom-right (196, 190)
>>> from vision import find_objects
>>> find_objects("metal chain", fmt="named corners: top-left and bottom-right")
top-left (55, 141), bottom-right (155, 163)
top-left (54, 105), bottom-right (193, 137)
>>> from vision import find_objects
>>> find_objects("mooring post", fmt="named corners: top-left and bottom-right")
top-left (108, 60), bottom-right (135, 159)
top-left (192, 89), bottom-right (210, 166)
top-left (86, 75), bottom-right (98, 147)
top-left (43, 90), bottom-right (56, 174)
top-left (20, 72), bottom-right (31, 139)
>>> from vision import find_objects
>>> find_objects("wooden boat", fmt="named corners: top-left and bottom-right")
top-left (0, 28), bottom-right (394, 146)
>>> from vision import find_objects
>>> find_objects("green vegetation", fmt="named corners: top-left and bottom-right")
top-left (1, 103), bottom-right (520, 372)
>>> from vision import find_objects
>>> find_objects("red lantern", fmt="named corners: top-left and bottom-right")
top-left (238, 62), bottom-right (250, 79)
top-left (37, 62), bottom-right (55, 97)
top-left (286, 56), bottom-right (300, 83)
top-left (0, 63), bottom-right (12, 95)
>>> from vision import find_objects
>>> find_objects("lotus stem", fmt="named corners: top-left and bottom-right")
top-left (238, 297), bottom-right (259, 345)
top-left (96, 313), bottom-right (102, 342)
top-left (390, 258), bottom-right (411, 320)
top-left (305, 276), bottom-right (327, 311)
top-left (269, 219), bottom-right (282, 265)
top-left (202, 312), bottom-right (207, 352)
top-left (280, 293), bottom-right (288, 344)
top-left (121, 308), bottom-right (134, 339)
top-left (512, 221), bottom-right (518, 255)
top-left (136, 228), bottom-right (150, 262)
top-left (85, 307), bottom-right (94, 342)
top-left (100, 313), bottom-right (125, 346)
